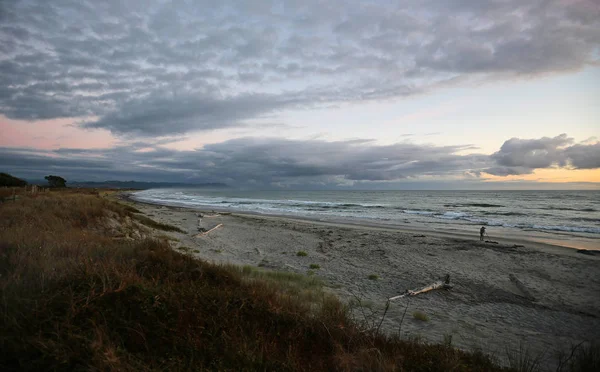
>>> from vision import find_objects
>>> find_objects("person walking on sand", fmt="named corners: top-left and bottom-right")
top-left (480, 226), bottom-right (486, 241)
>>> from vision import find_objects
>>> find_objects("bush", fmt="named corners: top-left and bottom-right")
top-left (413, 311), bottom-right (429, 321)
top-left (368, 274), bottom-right (379, 280)
top-left (309, 264), bottom-right (321, 269)
top-left (296, 251), bottom-right (308, 257)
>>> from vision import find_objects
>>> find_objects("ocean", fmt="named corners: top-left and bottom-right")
top-left (132, 189), bottom-right (600, 246)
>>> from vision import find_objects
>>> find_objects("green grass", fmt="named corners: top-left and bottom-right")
top-left (237, 265), bottom-right (322, 288)
top-left (443, 333), bottom-right (453, 348)
top-left (121, 204), bottom-right (142, 214)
top-left (132, 214), bottom-right (186, 233)
top-left (413, 311), bottom-right (429, 321)
top-left (368, 274), bottom-right (379, 280)
top-left (296, 251), bottom-right (308, 257)
top-left (309, 264), bottom-right (321, 269)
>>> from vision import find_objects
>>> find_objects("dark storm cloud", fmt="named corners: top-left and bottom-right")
top-left (486, 134), bottom-right (600, 175)
top-left (0, 138), bottom-right (490, 186)
top-left (1, 0), bottom-right (598, 136)
top-left (2, 133), bottom-right (598, 186)
top-left (564, 143), bottom-right (600, 169)
top-left (81, 92), bottom-right (300, 136)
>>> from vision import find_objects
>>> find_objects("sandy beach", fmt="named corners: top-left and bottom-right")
top-left (124, 195), bottom-right (600, 367)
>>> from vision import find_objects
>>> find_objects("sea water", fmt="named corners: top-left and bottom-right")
top-left (132, 189), bottom-right (600, 246)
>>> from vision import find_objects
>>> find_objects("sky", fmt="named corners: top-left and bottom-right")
top-left (0, 0), bottom-right (599, 189)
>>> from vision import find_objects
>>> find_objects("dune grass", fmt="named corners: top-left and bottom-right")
top-left (413, 311), bottom-right (429, 322)
top-left (132, 213), bottom-right (186, 233)
top-left (0, 188), bottom-right (513, 371)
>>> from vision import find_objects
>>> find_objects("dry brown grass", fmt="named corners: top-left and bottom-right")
top-left (0, 189), bottom-right (510, 371)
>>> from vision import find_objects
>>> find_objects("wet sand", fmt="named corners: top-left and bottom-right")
top-left (124, 196), bottom-right (600, 367)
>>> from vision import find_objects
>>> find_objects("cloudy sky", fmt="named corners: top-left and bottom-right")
top-left (1, 0), bottom-right (599, 189)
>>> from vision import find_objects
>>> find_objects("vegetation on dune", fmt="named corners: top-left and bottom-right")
top-left (413, 311), bottom-right (429, 322)
top-left (121, 204), bottom-right (142, 214)
top-left (1, 188), bottom-right (596, 371)
top-left (132, 213), bottom-right (186, 233)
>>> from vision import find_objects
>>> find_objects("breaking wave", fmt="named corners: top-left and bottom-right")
top-left (132, 189), bottom-right (600, 236)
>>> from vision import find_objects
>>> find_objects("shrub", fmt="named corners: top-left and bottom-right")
top-left (413, 311), bottom-right (429, 321)
top-left (309, 264), bottom-right (320, 269)
top-left (296, 251), bottom-right (308, 257)
top-left (368, 274), bottom-right (379, 280)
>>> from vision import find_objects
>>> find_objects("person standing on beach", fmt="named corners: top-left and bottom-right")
top-left (480, 226), bottom-right (486, 241)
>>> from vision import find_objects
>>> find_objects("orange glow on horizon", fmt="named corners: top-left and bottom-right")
top-left (484, 168), bottom-right (600, 183)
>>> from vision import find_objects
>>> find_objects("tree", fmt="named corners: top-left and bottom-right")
top-left (45, 175), bottom-right (67, 188)
top-left (0, 172), bottom-right (28, 187)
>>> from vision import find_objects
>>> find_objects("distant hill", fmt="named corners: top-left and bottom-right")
top-left (1, 172), bottom-right (28, 187)
top-left (67, 180), bottom-right (228, 190)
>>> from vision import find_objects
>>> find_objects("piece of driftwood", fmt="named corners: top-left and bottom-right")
top-left (195, 223), bottom-right (223, 237)
top-left (388, 275), bottom-right (452, 301)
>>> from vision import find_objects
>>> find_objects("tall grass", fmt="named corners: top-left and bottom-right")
top-left (0, 189), bottom-right (509, 371)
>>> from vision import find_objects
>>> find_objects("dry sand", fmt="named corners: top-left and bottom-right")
top-left (125, 196), bottom-right (600, 367)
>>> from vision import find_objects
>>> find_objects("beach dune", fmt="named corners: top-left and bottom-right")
top-left (127, 198), bottom-right (600, 367)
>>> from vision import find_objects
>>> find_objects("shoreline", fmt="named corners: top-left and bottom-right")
top-left (123, 192), bottom-right (599, 254)
top-left (120, 192), bottom-right (600, 368)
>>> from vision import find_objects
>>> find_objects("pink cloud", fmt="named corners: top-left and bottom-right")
top-left (0, 115), bottom-right (116, 150)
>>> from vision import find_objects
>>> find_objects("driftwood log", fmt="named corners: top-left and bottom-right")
top-left (195, 223), bottom-right (223, 237)
top-left (388, 274), bottom-right (452, 301)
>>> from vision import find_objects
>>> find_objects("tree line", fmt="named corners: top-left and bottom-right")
top-left (0, 173), bottom-right (67, 188)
